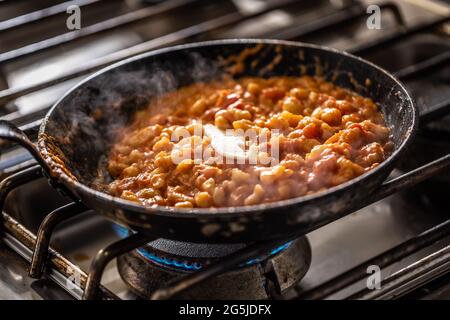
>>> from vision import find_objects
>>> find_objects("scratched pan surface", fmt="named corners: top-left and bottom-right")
top-left (34, 40), bottom-right (417, 243)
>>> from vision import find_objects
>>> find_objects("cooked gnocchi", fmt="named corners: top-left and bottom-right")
top-left (107, 76), bottom-right (392, 208)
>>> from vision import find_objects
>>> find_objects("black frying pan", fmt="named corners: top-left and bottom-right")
top-left (0, 39), bottom-right (436, 243)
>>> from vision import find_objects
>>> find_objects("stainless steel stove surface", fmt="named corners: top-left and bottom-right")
top-left (0, 0), bottom-right (449, 300)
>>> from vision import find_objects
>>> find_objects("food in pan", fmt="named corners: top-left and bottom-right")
top-left (107, 76), bottom-right (392, 208)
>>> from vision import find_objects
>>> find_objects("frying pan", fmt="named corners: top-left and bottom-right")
top-left (0, 39), bottom-right (423, 243)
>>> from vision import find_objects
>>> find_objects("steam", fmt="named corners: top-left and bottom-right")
top-left (45, 51), bottom-right (223, 188)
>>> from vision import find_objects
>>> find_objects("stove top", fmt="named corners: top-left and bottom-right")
top-left (0, 0), bottom-right (449, 300)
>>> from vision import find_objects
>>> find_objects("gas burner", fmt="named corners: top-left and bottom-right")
top-left (117, 236), bottom-right (311, 299)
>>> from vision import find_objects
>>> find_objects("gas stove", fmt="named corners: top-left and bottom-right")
top-left (0, 0), bottom-right (449, 300)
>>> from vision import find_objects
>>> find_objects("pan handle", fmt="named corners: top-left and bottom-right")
top-left (0, 120), bottom-right (50, 173)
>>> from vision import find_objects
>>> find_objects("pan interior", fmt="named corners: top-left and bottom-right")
top-left (41, 41), bottom-right (415, 196)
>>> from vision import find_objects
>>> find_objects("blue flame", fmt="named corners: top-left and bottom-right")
top-left (271, 242), bottom-right (291, 255)
top-left (241, 242), bottom-right (292, 267)
top-left (137, 248), bottom-right (203, 270)
top-left (112, 223), bottom-right (129, 238)
top-left (113, 224), bottom-right (292, 271)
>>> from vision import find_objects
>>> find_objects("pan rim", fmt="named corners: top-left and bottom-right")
top-left (39, 39), bottom-right (418, 218)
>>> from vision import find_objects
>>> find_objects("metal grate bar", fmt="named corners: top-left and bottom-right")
top-left (0, 108), bottom-right (48, 125)
top-left (18, 118), bottom-right (42, 136)
top-left (0, 165), bottom-right (42, 214)
top-left (0, 0), bottom-right (203, 64)
top-left (0, 159), bottom-right (38, 179)
top-left (0, 0), bottom-right (103, 32)
top-left (420, 98), bottom-right (450, 126)
top-left (0, 157), bottom-right (115, 300)
top-left (0, 0), bottom-right (299, 107)
top-left (29, 202), bottom-right (88, 278)
top-left (83, 233), bottom-right (155, 300)
top-left (1, 212), bottom-right (119, 300)
top-left (275, 2), bottom-right (404, 41)
top-left (350, 15), bottom-right (450, 55)
top-left (349, 245), bottom-right (450, 299)
top-left (394, 51), bottom-right (450, 79)
top-left (394, 51), bottom-right (450, 126)
top-left (296, 219), bottom-right (450, 300)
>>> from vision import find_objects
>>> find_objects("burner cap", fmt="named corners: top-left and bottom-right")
top-left (147, 238), bottom-right (246, 258)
